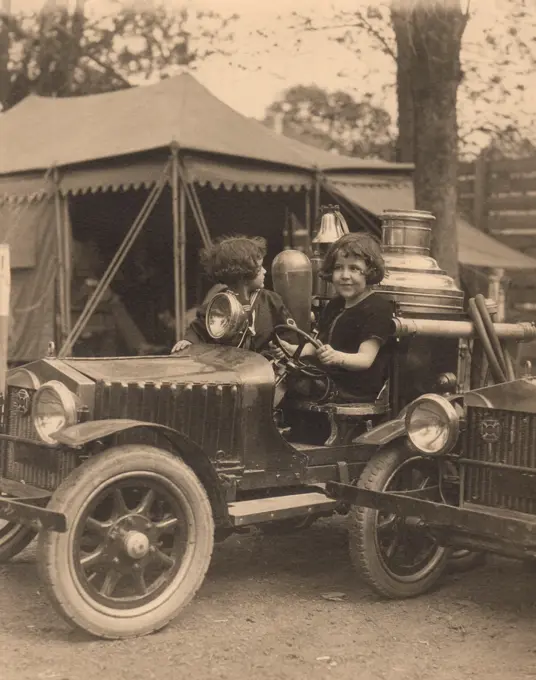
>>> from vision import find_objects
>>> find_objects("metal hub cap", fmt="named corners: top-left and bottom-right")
top-left (123, 530), bottom-right (150, 559)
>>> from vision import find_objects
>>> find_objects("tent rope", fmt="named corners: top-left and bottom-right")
top-left (58, 161), bottom-right (171, 358)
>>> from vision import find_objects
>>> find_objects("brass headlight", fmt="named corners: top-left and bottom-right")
top-left (32, 380), bottom-right (78, 444)
top-left (206, 292), bottom-right (247, 342)
top-left (405, 394), bottom-right (460, 455)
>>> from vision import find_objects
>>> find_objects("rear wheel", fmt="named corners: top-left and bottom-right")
top-left (0, 518), bottom-right (35, 562)
top-left (349, 446), bottom-right (448, 599)
top-left (38, 444), bottom-right (214, 639)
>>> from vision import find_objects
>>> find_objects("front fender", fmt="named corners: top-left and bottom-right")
top-left (355, 392), bottom-right (463, 449)
top-left (353, 416), bottom-right (406, 448)
top-left (53, 419), bottom-right (228, 522)
top-left (54, 419), bottom-right (161, 447)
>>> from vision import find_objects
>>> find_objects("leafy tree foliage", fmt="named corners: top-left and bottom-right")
top-left (263, 84), bottom-right (396, 160)
top-left (290, 0), bottom-right (535, 160)
top-left (0, 1), bottom-right (237, 111)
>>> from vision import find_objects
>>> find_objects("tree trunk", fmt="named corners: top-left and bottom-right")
top-left (0, 0), bottom-right (11, 110)
top-left (391, 1), bottom-right (468, 280)
top-left (391, 11), bottom-right (414, 164)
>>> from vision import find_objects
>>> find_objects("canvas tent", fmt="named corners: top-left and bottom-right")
top-left (0, 72), bottom-right (534, 361)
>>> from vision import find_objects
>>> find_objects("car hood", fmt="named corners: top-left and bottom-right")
top-left (61, 344), bottom-right (273, 386)
top-left (465, 378), bottom-right (536, 414)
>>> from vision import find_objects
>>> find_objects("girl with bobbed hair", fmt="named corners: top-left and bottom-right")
top-left (172, 235), bottom-right (294, 353)
top-left (321, 232), bottom-right (386, 286)
top-left (277, 231), bottom-right (393, 403)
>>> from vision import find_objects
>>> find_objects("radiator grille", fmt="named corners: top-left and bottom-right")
top-left (463, 407), bottom-right (536, 513)
top-left (1, 385), bottom-right (78, 491)
top-left (93, 380), bottom-right (242, 459)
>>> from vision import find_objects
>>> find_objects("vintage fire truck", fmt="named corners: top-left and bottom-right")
top-left (1, 209), bottom-right (534, 639)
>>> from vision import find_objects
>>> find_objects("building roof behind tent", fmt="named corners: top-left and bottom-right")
top-left (0, 72), bottom-right (324, 175)
top-left (457, 216), bottom-right (536, 269)
top-left (330, 180), bottom-right (536, 270)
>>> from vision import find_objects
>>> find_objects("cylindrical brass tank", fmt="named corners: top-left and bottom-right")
top-left (375, 209), bottom-right (464, 317)
top-left (271, 250), bottom-right (313, 332)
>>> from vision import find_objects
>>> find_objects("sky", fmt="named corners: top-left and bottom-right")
top-left (9, 0), bottom-right (536, 157)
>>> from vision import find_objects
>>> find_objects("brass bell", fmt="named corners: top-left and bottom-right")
top-left (311, 205), bottom-right (349, 298)
top-left (312, 204), bottom-right (349, 246)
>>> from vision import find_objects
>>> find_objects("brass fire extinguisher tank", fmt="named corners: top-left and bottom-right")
top-left (375, 209), bottom-right (464, 317)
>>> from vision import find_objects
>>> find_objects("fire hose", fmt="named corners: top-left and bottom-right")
top-left (474, 294), bottom-right (515, 382)
top-left (467, 295), bottom-right (515, 385)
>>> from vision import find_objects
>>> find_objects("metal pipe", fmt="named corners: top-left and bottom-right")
top-left (391, 317), bottom-right (536, 341)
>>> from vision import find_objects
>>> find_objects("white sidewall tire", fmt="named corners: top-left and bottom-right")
top-left (37, 444), bottom-right (214, 639)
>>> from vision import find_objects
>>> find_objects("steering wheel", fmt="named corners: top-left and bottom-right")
top-left (271, 320), bottom-right (328, 379)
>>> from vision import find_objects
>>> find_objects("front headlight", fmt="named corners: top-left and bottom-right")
top-left (206, 292), bottom-right (247, 341)
top-left (405, 394), bottom-right (459, 455)
top-left (32, 381), bottom-right (78, 444)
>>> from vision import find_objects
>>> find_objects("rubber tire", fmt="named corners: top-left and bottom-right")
top-left (447, 549), bottom-right (487, 573)
top-left (37, 444), bottom-right (214, 639)
top-left (0, 522), bottom-right (36, 562)
top-left (258, 515), bottom-right (317, 535)
top-left (349, 446), bottom-right (449, 599)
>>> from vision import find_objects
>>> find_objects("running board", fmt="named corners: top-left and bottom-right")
top-left (228, 492), bottom-right (337, 527)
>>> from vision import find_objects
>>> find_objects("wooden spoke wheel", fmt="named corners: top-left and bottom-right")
top-left (38, 445), bottom-right (214, 639)
top-left (349, 447), bottom-right (448, 599)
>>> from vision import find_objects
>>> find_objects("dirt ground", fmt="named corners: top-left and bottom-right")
top-left (1, 515), bottom-right (536, 680)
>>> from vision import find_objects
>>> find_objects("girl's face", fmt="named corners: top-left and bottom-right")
top-left (332, 253), bottom-right (368, 305)
top-left (247, 258), bottom-right (266, 292)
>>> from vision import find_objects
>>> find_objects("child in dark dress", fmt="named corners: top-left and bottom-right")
top-left (172, 235), bottom-right (293, 353)
top-left (276, 232), bottom-right (393, 402)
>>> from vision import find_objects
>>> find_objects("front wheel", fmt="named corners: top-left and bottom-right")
top-left (349, 446), bottom-right (448, 599)
top-left (38, 444), bottom-right (214, 639)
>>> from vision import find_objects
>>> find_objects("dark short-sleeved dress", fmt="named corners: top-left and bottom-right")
top-left (317, 292), bottom-right (393, 402)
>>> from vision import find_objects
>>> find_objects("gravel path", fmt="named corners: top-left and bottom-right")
top-left (1, 516), bottom-right (535, 680)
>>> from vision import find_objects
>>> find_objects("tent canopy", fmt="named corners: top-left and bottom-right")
top-left (0, 71), bottom-right (533, 270)
top-left (0, 72), bottom-right (409, 179)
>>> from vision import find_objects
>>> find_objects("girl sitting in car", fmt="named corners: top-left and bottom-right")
top-left (275, 232), bottom-right (393, 403)
top-left (172, 235), bottom-right (294, 354)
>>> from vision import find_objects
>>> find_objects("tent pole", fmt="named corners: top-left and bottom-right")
top-left (171, 146), bottom-right (186, 340)
top-left (56, 169), bottom-right (72, 337)
top-left (313, 170), bottom-right (321, 224)
top-left (179, 179), bottom-right (187, 338)
top-left (305, 187), bottom-right (312, 244)
top-left (52, 167), bottom-right (68, 345)
top-left (175, 160), bottom-right (212, 249)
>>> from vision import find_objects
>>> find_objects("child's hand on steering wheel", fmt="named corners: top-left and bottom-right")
top-left (315, 343), bottom-right (343, 366)
top-left (269, 339), bottom-right (297, 360)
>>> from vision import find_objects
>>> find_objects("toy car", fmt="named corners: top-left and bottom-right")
top-left (1, 209), bottom-right (534, 638)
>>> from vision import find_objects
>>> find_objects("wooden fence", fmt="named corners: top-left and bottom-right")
top-left (458, 154), bottom-right (536, 314)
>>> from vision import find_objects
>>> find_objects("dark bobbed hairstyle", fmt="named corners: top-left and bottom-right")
top-left (321, 232), bottom-right (385, 286)
top-left (200, 235), bottom-right (267, 285)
